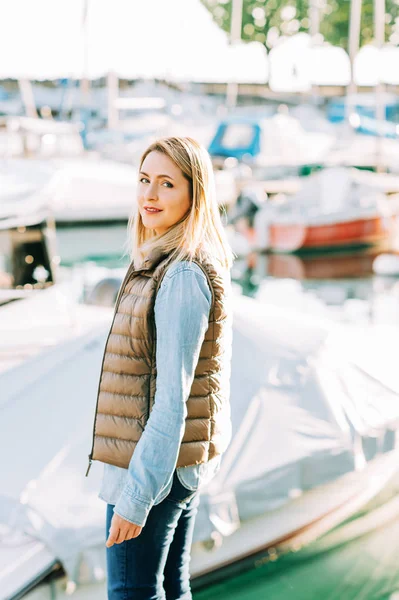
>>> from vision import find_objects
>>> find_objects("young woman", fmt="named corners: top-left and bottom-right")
top-left (86, 136), bottom-right (235, 599)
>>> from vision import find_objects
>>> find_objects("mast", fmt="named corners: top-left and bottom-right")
top-left (80, 0), bottom-right (90, 106)
top-left (309, 0), bottom-right (321, 39)
top-left (309, 0), bottom-right (321, 103)
top-left (374, 0), bottom-right (386, 173)
top-left (80, 0), bottom-right (90, 148)
top-left (226, 0), bottom-right (243, 109)
top-left (18, 79), bottom-right (38, 118)
top-left (107, 71), bottom-right (119, 130)
top-left (347, 0), bottom-right (362, 122)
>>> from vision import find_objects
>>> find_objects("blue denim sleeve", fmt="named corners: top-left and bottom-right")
top-left (113, 262), bottom-right (212, 527)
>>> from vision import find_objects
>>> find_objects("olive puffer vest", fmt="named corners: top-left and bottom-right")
top-left (85, 246), bottom-right (232, 476)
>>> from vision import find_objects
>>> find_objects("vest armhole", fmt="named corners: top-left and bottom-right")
top-left (154, 261), bottom-right (170, 297)
top-left (190, 259), bottom-right (216, 315)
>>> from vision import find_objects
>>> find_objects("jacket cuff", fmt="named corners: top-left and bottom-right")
top-left (113, 488), bottom-right (153, 528)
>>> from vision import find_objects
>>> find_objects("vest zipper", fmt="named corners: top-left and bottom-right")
top-left (85, 456), bottom-right (92, 476)
top-left (85, 261), bottom-right (136, 477)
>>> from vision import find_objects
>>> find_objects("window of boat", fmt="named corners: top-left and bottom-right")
top-left (220, 124), bottom-right (255, 149)
top-left (0, 223), bottom-right (54, 289)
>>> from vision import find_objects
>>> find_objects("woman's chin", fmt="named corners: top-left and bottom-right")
top-left (142, 217), bottom-right (162, 230)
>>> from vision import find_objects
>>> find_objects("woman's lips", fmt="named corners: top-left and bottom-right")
top-left (144, 207), bottom-right (163, 214)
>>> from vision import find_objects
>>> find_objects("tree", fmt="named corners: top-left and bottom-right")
top-left (200, 0), bottom-right (399, 50)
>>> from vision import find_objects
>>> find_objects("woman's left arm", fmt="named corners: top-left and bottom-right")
top-left (112, 262), bottom-right (212, 529)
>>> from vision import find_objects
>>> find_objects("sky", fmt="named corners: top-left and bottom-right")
top-left (0, 0), bottom-right (397, 87)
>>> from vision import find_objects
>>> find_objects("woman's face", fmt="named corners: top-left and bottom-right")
top-left (137, 151), bottom-right (191, 235)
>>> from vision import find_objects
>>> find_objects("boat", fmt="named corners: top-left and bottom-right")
top-left (208, 112), bottom-right (335, 176)
top-left (0, 163), bottom-right (58, 305)
top-left (0, 159), bottom-right (55, 222)
top-left (0, 194), bottom-right (116, 599)
top-left (0, 287), bottom-right (112, 600)
top-left (44, 158), bottom-right (138, 225)
top-left (3, 283), bottom-right (399, 598)
top-left (189, 297), bottom-right (399, 582)
top-left (1, 119), bottom-right (139, 225)
top-left (234, 168), bottom-right (399, 208)
top-left (3, 116), bottom-right (85, 158)
top-left (247, 168), bottom-right (398, 252)
top-left (0, 213), bottom-right (56, 307)
top-left (268, 215), bottom-right (393, 253)
top-left (327, 92), bottom-right (399, 127)
top-left (327, 133), bottom-right (399, 174)
top-left (349, 113), bottom-right (399, 139)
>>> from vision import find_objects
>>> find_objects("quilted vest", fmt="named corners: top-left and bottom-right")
top-left (85, 245), bottom-right (232, 476)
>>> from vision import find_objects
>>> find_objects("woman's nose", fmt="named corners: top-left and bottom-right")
top-left (144, 183), bottom-right (158, 201)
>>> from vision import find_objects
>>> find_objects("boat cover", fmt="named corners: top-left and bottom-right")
top-left (1, 292), bottom-right (399, 588)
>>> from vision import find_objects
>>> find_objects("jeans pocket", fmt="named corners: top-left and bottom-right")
top-left (167, 471), bottom-right (198, 505)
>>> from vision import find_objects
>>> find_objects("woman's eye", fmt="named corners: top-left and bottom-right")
top-left (162, 181), bottom-right (173, 188)
top-left (139, 177), bottom-right (149, 184)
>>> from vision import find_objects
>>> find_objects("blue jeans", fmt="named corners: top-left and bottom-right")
top-left (106, 470), bottom-right (201, 600)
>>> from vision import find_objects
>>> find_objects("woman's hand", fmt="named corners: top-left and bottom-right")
top-left (106, 513), bottom-right (143, 547)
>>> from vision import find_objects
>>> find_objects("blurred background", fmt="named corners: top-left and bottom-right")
top-left (2, 1), bottom-right (399, 599)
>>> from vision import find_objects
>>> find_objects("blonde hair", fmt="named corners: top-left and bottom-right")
top-left (125, 136), bottom-right (235, 270)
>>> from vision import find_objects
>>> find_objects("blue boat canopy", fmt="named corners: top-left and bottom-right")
top-left (208, 118), bottom-right (261, 161)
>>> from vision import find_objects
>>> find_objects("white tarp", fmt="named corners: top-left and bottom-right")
top-left (0, 285), bottom-right (113, 594)
top-left (198, 297), bottom-right (399, 527)
top-left (1, 291), bottom-right (399, 590)
top-left (0, 159), bottom-right (55, 220)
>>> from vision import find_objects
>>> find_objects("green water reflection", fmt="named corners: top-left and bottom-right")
top-left (194, 486), bottom-right (399, 600)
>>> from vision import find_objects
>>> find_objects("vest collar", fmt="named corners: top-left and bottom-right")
top-left (135, 246), bottom-right (170, 271)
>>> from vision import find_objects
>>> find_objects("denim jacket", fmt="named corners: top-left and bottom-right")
top-left (98, 260), bottom-right (224, 527)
